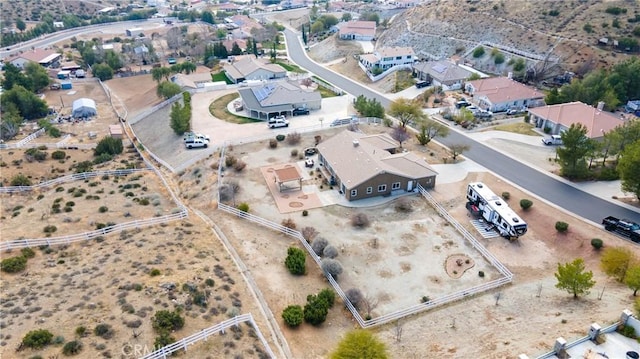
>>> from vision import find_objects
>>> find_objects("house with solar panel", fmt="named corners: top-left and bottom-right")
top-left (317, 130), bottom-right (438, 201)
top-left (412, 59), bottom-right (473, 90)
top-left (237, 81), bottom-right (322, 120)
top-left (223, 55), bottom-right (287, 84)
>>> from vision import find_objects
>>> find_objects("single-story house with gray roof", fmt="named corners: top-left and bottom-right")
top-left (317, 130), bottom-right (438, 201)
top-left (223, 55), bottom-right (286, 84)
top-left (412, 60), bottom-right (472, 90)
top-left (238, 81), bottom-right (322, 120)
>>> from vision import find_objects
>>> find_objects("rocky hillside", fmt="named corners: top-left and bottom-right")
top-left (377, 0), bottom-right (639, 73)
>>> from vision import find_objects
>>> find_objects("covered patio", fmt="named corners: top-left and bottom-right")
top-left (273, 165), bottom-right (302, 192)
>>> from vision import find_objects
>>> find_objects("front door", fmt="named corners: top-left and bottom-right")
top-left (407, 181), bottom-right (413, 191)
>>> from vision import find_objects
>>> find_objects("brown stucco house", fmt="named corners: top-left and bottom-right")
top-left (317, 130), bottom-right (438, 201)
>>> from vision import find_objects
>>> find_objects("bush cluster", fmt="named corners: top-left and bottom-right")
top-left (555, 221), bottom-right (569, 233)
top-left (286, 132), bottom-right (301, 145)
top-left (284, 247), bottom-right (306, 275)
top-left (350, 213), bottom-right (370, 228)
top-left (282, 305), bottom-right (304, 327)
top-left (22, 329), bottom-right (54, 349)
top-left (591, 238), bottom-right (604, 250)
top-left (94, 136), bottom-right (123, 157)
top-left (519, 199), bottom-right (533, 210)
top-left (1, 255), bottom-right (28, 273)
top-left (152, 310), bottom-right (185, 333)
top-left (303, 288), bottom-right (336, 326)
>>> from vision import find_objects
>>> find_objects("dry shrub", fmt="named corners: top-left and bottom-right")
top-left (311, 237), bottom-right (328, 256)
top-left (395, 197), bottom-right (413, 212)
top-left (281, 218), bottom-right (297, 230)
top-left (233, 160), bottom-right (246, 172)
top-left (219, 181), bottom-right (240, 202)
top-left (351, 213), bottom-right (370, 228)
top-left (345, 288), bottom-right (363, 309)
top-left (286, 132), bottom-right (301, 145)
top-left (301, 226), bottom-right (319, 242)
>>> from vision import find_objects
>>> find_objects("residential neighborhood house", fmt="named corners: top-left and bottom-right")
top-left (237, 80), bottom-right (322, 120)
top-left (465, 76), bottom-right (545, 112)
top-left (412, 59), bottom-right (472, 90)
top-left (317, 130), bottom-right (438, 201)
top-left (7, 48), bottom-right (61, 69)
top-left (528, 101), bottom-right (624, 139)
top-left (223, 55), bottom-right (287, 84)
top-left (338, 21), bottom-right (376, 41)
top-left (359, 46), bottom-right (416, 80)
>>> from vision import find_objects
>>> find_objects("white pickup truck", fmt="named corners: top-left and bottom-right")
top-left (542, 135), bottom-right (563, 145)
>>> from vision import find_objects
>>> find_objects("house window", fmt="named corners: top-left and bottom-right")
top-left (351, 189), bottom-right (357, 197)
top-left (378, 184), bottom-right (387, 192)
top-left (366, 187), bottom-right (373, 194)
top-left (392, 182), bottom-right (401, 190)
top-left (396, 56), bottom-right (402, 60)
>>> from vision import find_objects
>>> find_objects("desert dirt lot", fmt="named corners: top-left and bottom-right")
top-left (213, 128), bottom-right (639, 358)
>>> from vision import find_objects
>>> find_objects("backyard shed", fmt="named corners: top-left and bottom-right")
top-left (109, 125), bottom-right (123, 139)
top-left (72, 98), bottom-right (97, 118)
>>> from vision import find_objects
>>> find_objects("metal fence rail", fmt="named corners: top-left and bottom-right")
top-left (139, 313), bottom-right (275, 359)
top-left (0, 210), bottom-right (187, 251)
top-left (417, 184), bottom-right (514, 279)
top-left (217, 181), bottom-right (514, 328)
top-left (0, 168), bottom-right (151, 193)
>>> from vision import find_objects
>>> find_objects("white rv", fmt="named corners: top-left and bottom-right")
top-left (466, 182), bottom-right (527, 239)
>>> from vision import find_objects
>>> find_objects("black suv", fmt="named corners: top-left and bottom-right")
top-left (292, 108), bottom-right (310, 116)
top-left (415, 81), bottom-right (430, 89)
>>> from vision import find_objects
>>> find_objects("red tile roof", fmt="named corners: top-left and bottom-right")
top-left (528, 101), bottom-right (624, 138)
top-left (467, 76), bottom-right (544, 104)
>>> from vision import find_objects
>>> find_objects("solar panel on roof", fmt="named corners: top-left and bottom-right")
top-left (432, 63), bottom-right (448, 73)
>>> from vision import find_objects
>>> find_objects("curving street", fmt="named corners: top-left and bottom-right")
top-left (282, 28), bottom-right (640, 224)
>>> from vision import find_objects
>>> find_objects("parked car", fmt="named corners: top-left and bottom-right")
top-left (292, 108), bottom-right (310, 116)
top-left (268, 116), bottom-right (289, 128)
top-left (415, 80), bottom-right (430, 89)
top-left (184, 138), bottom-right (209, 149)
top-left (542, 135), bottom-right (563, 145)
top-left (474, 110), bottom-right (493, 119)
top-left (183, 132), bottom-right (210, 142)
top-left (506, 107), bottom-right (526, 115)
top-left (456, 100), bottom-right (471, 109)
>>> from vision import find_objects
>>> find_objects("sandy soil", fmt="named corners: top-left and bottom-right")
top-left (214, 129), bottom-right (639, 358)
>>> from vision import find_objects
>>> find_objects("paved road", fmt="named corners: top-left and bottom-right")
top-left (283, 29), bottom-right (640, 224)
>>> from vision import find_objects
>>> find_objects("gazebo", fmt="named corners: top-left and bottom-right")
top-left (273, 166), bottom-right (302, 192)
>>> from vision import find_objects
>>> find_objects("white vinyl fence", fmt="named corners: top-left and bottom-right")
top-left (139, 313), bottom-right (275, 359)
top-left (216, 176), bottom-right (514, 328)
top-left (0, 168), bottom-right (150, 193)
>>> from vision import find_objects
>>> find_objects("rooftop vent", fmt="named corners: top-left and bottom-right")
top-left (353, 139), bottom-right (359, 147)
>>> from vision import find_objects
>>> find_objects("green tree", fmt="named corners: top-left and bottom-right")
top-left (1, 62), bottom-right (29, 90)
top-left (555, 258), bottom-right (596, 299)
top-left (311, 20), bottom-right (325, 34)
top-left (601, 246), bottom-right (636, 282)
top-left (359, 12), bottom-right (380, 25)
top-left (625, 266), bottom-right (640, 296)
top-left (0, 85), bottom-right (48, 120)
top-left (472, 46), bottom-right (485, 58)
top-left (1, 255), bottom-right (28, 273)
top-left (104, 49), bottom-right (123, 71)
top-left (16, 18), bottom-right (26, 32)
top-left (201, 10), bottom-right (215, 24)
top-left (151, 67), bottom-right (171, 83)
top-left (284, 247), bottom-right (306, 275)
top-left (169, 99), bottom-right (190, 135)
top-left (319, 15), bottom-right (339, 29)
top-left (282, 305), bottom-right (304, 327)
top-left (415, 118), bottom-right (449, 145)
top-left (388, 97), bottom-right (424, 128)
top-left (231, 42), bottom-right (242, 56)
top-left (557, 123), bottom-right (592, 179)
top-left (341, 13), bottom-right (352, 22)
top-left (353, 95), bottom-right (385, 118)
top-left (0, 105), bottom-right (22, 140)
top-left (22, 329), bottom-right (54, 349)
top-left (94, 136), bottom-right (123, 156)
top-left (330, 330), bottom-right (388, 359)
top-left (303, 294), bottom-right (329, 325)
top-left (180, 62), bottom-right (196, 74)
top-left (92, 63), bottom-right (113, 81)
top-left (157, 81), bottom-right (182, 99)
top-left (302, 24), bottom-right (307, 45)
top-left (617, 140), bottom-right (640, 200)
top-left (152, 310), bottom-right (184, 333)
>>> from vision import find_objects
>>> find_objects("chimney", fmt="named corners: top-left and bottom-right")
top-left (597, 101), bottom-right (605, 111)
top-left (353, 139), bottom-right (359, 147)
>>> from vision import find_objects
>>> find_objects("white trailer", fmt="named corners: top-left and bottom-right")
top-left (466, 182), bottom-right (527, 239)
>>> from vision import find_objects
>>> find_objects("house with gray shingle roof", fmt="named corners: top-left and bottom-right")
top-left (223, 55), bottom-right (287, 84)
top-left (412, 60), bottom-right (472, 90)
top-left (238, 81), bottom-right (322, 120)
top-left (317, 130), bottom-right (437, 201)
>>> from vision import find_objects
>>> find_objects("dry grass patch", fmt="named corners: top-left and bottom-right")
top-left (491, 122), bottom-right (539, 136)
